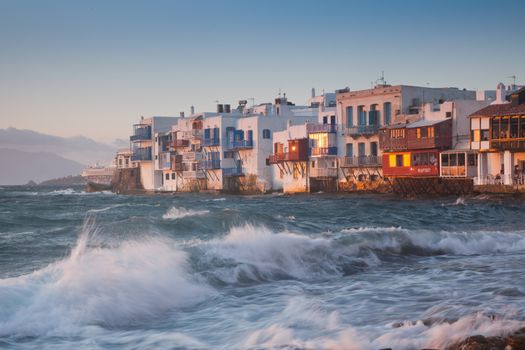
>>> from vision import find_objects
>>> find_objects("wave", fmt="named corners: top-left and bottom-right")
top-left (188, 224), bottom-right (373, 285)
top-left (162, 207), bottom-right (209, 220)
top-left (242, 297), bottom-right (525, 350)
top-left (338, 226), bottom-right (525, 256)
top-left (0, 223), bottom-right (212, 337)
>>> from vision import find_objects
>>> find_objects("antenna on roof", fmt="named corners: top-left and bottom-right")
top-left (375, 70), bottom-right (386, 86)
top-left (508, 75), bottom-right (517, 86)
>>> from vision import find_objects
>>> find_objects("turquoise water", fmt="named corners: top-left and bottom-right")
top-left (0, 187), bottom-right (524, 349)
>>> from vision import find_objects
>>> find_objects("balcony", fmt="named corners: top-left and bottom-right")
top-left (226, 139), bottom-right (253, 150)
top-left (307, 123), bottom-right (337, 134)
top-left (182, 151), bottom-right (203, 162)
top-left (199, 159), bottom-right (221, 170)
top-left (346, 125), bottom-right (379, 137)
top-left (202, 137), bottom-right (220, 147)
top-left (340, 155), bottom-right (382, 168)
top-left (172, 139), bottom-right (190, 148)
top-left (310, 167), bottom-right (338, 178)
top-left (490, 139), bottom-right (525, 151)
top-left (172, 162), bottom-right (184, 172)
top-left (223, 167), bottom-right (243, 177)
top-left (131, 147), bottom-right (152, 161)
top-left (130, 125), bottom-right (152, 142)
top-left (182, 170), bottom-right (205, 179)
top-left (311, 147), bottom-right (337, 156)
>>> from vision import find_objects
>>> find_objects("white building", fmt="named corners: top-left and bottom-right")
top-left (130, 116), bottom-right (178, 191)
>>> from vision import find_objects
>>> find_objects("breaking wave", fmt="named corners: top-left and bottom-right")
top-left (338, 226), bottom-right (525, 256)
top-left (162, 207), bottom-right (210, 220)
top-left (0, 223), bottom-right (212, 337)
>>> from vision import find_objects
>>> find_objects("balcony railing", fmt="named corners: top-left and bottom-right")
top-left (172, 139), bottom-right (190, 148)
top-left (346, 125), bottom-right (379, 137)
top-left (182, 170), bottom-right (205, 179)
top-left (268, 153), bottom-right (308, 164)
top-left (131, 147), bottom-right (152, 161)
top-left (223, 167), bottom-right (243, 177)
top-left (130, 126), bottom-right (152, 142)
top-left (307, 123), bottom-right (337, 133)
top-left (199, 159), bottom-right (221, 170)
top-left (490, 139), bottom-right (525, 151)
top-left (311, 147), bottom-right (337, 156)
top-left (172, 162), bottom-right (184, 172)
top-left (202, 138), bottom-right (220, 147)
top-left (340, 155), bottom-right (382, 168)
top-left (182, 152), bottom-right (203, 162)
top-left (226, 139), bottom-right (254, 150)
top-left (310, 167), bottom-right (338, 178)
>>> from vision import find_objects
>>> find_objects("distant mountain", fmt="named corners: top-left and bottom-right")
top-left (0, 128), bottom-right (118, 166)
top-left (0, 148), bottom-right (85, 185)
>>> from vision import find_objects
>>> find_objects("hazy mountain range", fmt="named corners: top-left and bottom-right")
top-left (0, 128), bottom-right (124, 185)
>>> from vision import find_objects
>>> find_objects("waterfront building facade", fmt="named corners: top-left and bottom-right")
top-left (470, 86), bottom-right (525, 185)
top-left (130, 116), bottom-right (178, 190)
top-left (336, 85), bottom-right (476, 189)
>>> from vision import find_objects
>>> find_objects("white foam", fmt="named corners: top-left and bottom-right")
top-left (339, 226), bottom-right (525, 256)
top-left (162, 207), bottom-right (209, 220)
top-left (0, 225), bottom-right (212, 337)
top-left (196, 224), bottom-right (358, 283)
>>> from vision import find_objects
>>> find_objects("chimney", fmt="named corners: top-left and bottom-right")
top-left (180, 112), bottom-right (185, 118)
top-left (224, 104), bottom-right (231, 113)
top-left (190, 105), bottom-right (195, 115)
top-left (217, 104), bottom-right (224, 113)
top-left (311, 88), bottom-right (315, 98)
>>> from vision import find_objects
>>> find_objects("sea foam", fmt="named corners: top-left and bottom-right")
top-left (0, 223), bottom-right (212, 337)
top-left (162, 207), bottom-right (209, 220)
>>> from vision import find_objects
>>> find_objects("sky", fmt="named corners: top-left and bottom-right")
top-left (0, 0), bottom-right (524, 143)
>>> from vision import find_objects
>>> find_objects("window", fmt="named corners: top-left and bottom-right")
top-left (471, 129), bottom-right (480, 142)
top-left (171, 173), bottom-right (176, 180)
top-left (358, 142), bottom-right (365, 157)
top-left (396, 154), bottom-right (404, 167)
top-left (330, 115), bottom-right (336, 125)
top-left (370, 142), bottom-right (378, 157)
top-left (357, 106), bottom-right (366, 126)
top-left (323, 116), bottom-right (328, 124)
top-left (391, 129), bottom-right (405, 139)
top-left (481, 130), bottom-right (489, 141)
top-left (383, 102), bottom-right (391, 125)
top-left (346, 143), bottom-right (353, 157)
top-left (441, 154), bottom-right (449, 166)
top-left (224, 151), bottom-right (234, 159)
top-left (262, 129), bottom-right (271, 139)
top-left (165, 173), bottom-right (169, 180)
top-left (119, 159), bottom-right (123, 166)
top-left (428, 127), bottom-right (434, 138)
top-left (468, 154), bottom-right (477, 166)
top-left (346, 106), bottom-right (353, 127)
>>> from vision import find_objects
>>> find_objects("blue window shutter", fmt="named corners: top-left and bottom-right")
top-left (346, 107), bottom-right (353, 127)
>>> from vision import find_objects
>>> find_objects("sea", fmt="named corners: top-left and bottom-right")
top-left (0, 186), bottom-right (524, 350)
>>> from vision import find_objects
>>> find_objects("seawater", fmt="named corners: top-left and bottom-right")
top-left (0, 186), bottom-right (524, 349)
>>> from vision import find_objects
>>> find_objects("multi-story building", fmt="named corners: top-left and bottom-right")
top-left (470, 86), bottom-right (525, 185)
top-left (130, 116), bottom-right (178, 190)
top-left (336, 84), bottom-right (476, 188)
top-left (267, 93), bottom-right (337, 193)
top-left (115, 149), bottom-right (137, 169)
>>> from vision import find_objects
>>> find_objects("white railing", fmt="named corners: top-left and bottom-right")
top-left (310, 168), bottom-right (338, 178)
top-left (476, 174), bottom-right (525, 185)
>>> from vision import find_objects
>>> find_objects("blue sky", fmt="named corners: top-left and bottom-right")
top-left (0, 0), bottom-right (524, 142)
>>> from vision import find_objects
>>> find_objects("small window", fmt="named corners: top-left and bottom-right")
top-left (396, 154), bottom-right (403, 167)
top-left (480, 130), bottom-right (489, 141)
top-left (171, 173), bottom-right (176, 180)
top-left (165, 173), bottom-right (169, 180)
top-left (262, 129), bottom-right (271, 139)
top-left (467, 154), bottom-right (477, 166)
